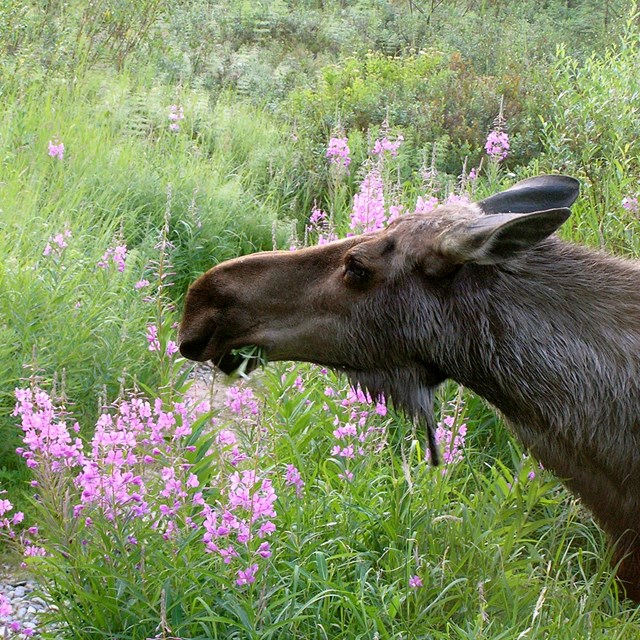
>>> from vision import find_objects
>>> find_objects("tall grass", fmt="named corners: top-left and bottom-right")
top-left (0, 71), bottom-right (299, 493)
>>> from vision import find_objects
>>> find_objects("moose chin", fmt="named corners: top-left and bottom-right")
top-left (179, 174), bottom-right (640, 602)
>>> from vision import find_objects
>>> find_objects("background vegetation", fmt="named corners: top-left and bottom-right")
top-left (1, 0), bottom-right (640, 637)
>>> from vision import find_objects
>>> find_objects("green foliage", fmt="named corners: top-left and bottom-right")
top-left (541, 19), bottom-right (640, 204)
top-left (2, 0), bottom-right (640, 636)
top-left (9, 364), bottom-right (640, 638)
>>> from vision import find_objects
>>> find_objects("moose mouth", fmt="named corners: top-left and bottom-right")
top-left (214, 345), bottom-right (266, 376)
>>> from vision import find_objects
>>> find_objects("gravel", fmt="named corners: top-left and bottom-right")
top-left (0, 572), bottom-right (51, 637)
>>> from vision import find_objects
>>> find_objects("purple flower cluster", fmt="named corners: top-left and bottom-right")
top-left (425, 414), bottom-right (467, 469)
top-left (48, 139), bottom-right (64, 160)
top-left (169, 105), bottom-right (185, 132)
top-left (0, 591), bottom-right (34, 636)
top-left (146, 324), bottom-right (179, 357)
top-left (409, 574), bottom-right (423, 589)
top-left (225, 385), bottom-right (260, 420)
top-left (43, 229), bottom-right (72, 258)
top-left (485, 130), bottom-right (510, 162)
top-left (13, 388), bottom-right (83, 472)
top-left (414, 195), bottom-right (439, 214)
top-left (323, 383), bottom-right (388, 481)
top-left (306, 206), bottom-right (338, 246)
top-left (371, 134), bottom-right (404, 158)
top-left (326, 136), bottom-right (351, 169)
top-left (97, 244), bottom-right (127, 272)
top-left (622, 196), bottom-right (639, 213)
top-left (201, 468), bottom-right (276, 585)
top-left (10, 386), bottom-right (277, 586)
top-left (285, 464), bottom-right (305, 497)
top-left (0, 490), bottom-right (24, 532)
top-left (350, 167), bottom-right (386, 233)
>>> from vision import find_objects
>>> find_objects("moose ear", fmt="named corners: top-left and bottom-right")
top-left (439, 208), bottom-right (571, 265)
top-left (478, 175), bottom-right (580, 214)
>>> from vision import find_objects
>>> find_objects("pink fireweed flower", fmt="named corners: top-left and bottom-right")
top-left (13, 388), bottom-right (84, 471)
top-left (350, 167), bottom-right (386, 233)
top-left (97, 245), bottom-right (127, 272)
top-left (445, 193), bottom-right (471, 206)
top-left (285, 464), bottom-right (305, 497)
top-left (0, 594), bottom-right (11, 619)
top-left (43, 229), bottom-right (72, 257)
top-left (135, 279), bottom-right (150, 289)
top-left (387, 203), bottom-right (407, 225)
top-left (307, 206), bottom-right (338, 245)
top-left (414, 195), bottom-right (438, 215)
top-left (326, 136), bottom-right (351, 169)
top-left (425, 415), bottom-right (467, 467)
top-left (0, 497), bottom-right (12, 517)
top-left (48, 139), bottom-right (64, 160)
top-left (409, 574), bottom-right (423, 589)
top-left (165, 340), bottom-right (179, 357)
top-left (485, 129), bottom-right (510, 161)
top-left (371, 134), bottom-right (404, 157)
top-left (622, 196), bottom-right (639, 213)
top-left (236, 563), bottom-right (259, 586)
top-left (226, 385), bottom-right (260, 418)
top-left (168, 105), bottom-right (184, 131)
top-left (146, 325), bottom-right (160, 352)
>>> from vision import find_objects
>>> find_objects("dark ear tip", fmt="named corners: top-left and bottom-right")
top-left (478, 174), bottom-right (580, 215)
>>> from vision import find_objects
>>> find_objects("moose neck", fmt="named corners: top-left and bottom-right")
top-left (438, 238), bottom-right (640, 534)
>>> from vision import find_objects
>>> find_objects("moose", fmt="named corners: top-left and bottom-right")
top-left (179, 175), bottom-right (640, 601)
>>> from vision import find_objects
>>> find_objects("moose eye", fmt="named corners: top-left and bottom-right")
top-left (344, 259), bottom-right (370, 284)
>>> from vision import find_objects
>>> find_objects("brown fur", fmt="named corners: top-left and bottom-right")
top-left (179, 175), bottom-right (640, 600)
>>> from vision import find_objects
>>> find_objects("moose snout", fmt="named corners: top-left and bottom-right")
top-left (178, 333), bottom-right (211, 361)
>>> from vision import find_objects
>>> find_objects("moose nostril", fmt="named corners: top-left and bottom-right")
top-left (178, 335), bottom-right (210, 361)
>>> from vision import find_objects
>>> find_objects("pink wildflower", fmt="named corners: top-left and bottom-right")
top-left (426, 415), bottom-right (467, 467)
top-left (225, 385), bottom-right (260, 418)
top-left (414, 195), bottom-right (438, 215)
top-left (135, 279), bottom-right (150, 290)
top-left (0, 594), bottom-right (11, 619)
top-left (168, 105), bottom-right (184, 132)
top-left (371, 134), bottom-right (404, 157)
top-left (98, 245), bottom-right (127, 272)
top-left (236, 563), bottom-right (259, 586)
top-left (166, 341), bottom-right (179, 357)
top-left (43, 229), bottom-right (72, 257)
top-left (48, 139), bottom-right (64, 160)
top-left (485, 130), bottom-right (510, 161)
top-left (445, 193), bottom-right (471, 206)
top-left (326, 136), bottom-right (351, 169)
top-left (350, 167), bottom-right (386, 233)
top-left (146, 325), bottom-right (160, 352)
top-left (285, 464), bottom-right (305, 497)
top-left (622, 196), bottom-right (639, 213)
top-left (409, 575), bottom-right (423, 589)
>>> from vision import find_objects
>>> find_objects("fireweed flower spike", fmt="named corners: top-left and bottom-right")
top-left (326, 136), bottom-right (351, 169)
top-left (622, 196), bottom-right (639, 213)
top-left (350, 167), bottom-right (386, 233)
top-left (485, 129), bottom-right (510, 162)
top-left (98, 244), bottom-right (127, 272)
top-left (168, 105), bottom-right (185, 132)
top-left (43, 229), bottom-right (72, 257)
top-left (409, 575), bottom-right (423, 589)
top-left (48, 139), bottom-right (64, 160)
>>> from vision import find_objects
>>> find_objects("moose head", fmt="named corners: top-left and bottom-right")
top-left (179, 175), bottom-right (640, 601)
